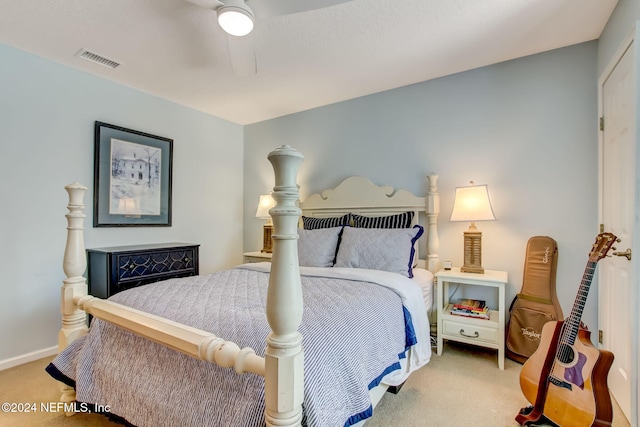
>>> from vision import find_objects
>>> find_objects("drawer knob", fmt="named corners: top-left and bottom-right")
top-left (460, 329), bottom-right (479, 339)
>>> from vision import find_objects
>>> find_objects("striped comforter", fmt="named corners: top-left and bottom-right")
top-left (48, 264), bottom-right (431, 427)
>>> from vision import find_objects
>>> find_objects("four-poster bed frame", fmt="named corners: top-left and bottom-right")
top-left (56, 145), bottom-right (440, 426)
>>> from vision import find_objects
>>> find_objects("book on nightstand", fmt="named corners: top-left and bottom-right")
top-left (453, 298), bottom-right (486, 311)
top-left (451, 299), bottom-right (490, 319)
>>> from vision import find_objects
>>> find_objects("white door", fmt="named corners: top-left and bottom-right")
top-left (599, 40), bottom-right (634, 422)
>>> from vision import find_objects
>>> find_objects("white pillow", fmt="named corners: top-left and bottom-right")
top-left (297, 227), bottom-right (343, 267)
top-left (335, 225), bottom-right (424, 277)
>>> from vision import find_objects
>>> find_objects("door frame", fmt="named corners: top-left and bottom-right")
top-left (597, 25), bottom-right (639, 427)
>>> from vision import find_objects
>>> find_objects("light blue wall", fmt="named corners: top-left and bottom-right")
top-left (0, 45), bottom-right (244, 362)
top-left (244, 42), bottom-right (599, 330)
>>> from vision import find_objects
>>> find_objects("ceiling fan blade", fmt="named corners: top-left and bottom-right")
top-left (186, 0), bottom-right (349, 75)
top-left (247, 0), bottom-right (354, 18)
top-left (227, 34), bottom-right (257, 75)
top-left (185, 0), bottom-right (224, 10)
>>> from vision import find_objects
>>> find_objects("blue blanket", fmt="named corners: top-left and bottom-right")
top-left (48, 265), bottom-right (428, 427)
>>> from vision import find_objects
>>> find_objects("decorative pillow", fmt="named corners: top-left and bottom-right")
top-left (335, 225), bottom-right (424, 277)
top-left (297, 227), bottom-right (343, 267)
top-left (302, 214), bottom-right (350, 230)
top-left (351, 211), bottom-right (414, 228)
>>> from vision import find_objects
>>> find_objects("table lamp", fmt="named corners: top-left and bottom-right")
top-left (116, 197), bottom-right (141, 218)
top-left (450, 181), bottom-right (495, 273)
top-left (255, 194), bottom-right (275, 253)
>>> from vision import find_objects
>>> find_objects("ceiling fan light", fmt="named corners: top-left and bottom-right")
top-left (218, 4), bottom-right (254, 37)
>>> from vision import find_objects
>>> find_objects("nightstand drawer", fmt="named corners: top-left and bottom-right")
top-left (443, 319), bottom-right (498, 343)
top-left (116, 247), bottom-right (197, 280)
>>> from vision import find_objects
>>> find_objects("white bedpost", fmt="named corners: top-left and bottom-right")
top-left (264, 145), bottom-right (305, 427)
top-left (426, 174), bottom-right (441, 274)
top-left (58, 182), bottom-right (89, 407)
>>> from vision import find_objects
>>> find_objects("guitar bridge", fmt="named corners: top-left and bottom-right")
top-left (548, 375), bottom-right (572, 391)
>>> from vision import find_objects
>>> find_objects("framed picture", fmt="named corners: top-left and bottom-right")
top-left (93, 121), bottom-right (173, 227)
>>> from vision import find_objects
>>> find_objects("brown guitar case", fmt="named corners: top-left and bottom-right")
top-left (506, 236), bottom-right (563, 364)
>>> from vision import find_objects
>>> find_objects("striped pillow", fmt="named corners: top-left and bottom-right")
top-left (302, 214), bottom-right (351, 230)
top-left (351, 211), bottom-right (414, 228)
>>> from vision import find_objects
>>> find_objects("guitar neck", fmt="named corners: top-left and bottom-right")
top-left (560, 260), bottom-right (597, 346)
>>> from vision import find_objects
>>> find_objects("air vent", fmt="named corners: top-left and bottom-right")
top-left (75, 49), bottom-right (121, 69)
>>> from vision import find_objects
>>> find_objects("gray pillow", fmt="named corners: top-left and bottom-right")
top-left (335, 225), bottom-right (423, 277)
top-left (297, 227), bottom-right (343, 267)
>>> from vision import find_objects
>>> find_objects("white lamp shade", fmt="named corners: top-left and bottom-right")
top-left (255, 194), bottom-right (275, 219)
top-left (217, 2), bottom-right (254, 37)
top-left (116, 197), bottom-right (139, 214)
top-left (450, 184), bottom-right (496, 222)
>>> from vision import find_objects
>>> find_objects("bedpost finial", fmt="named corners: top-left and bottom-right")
top-left (65, 181), bottom-right (88, 189)
top-left (65, 182), bottom-right (88, 210)
top-left (63, 182), bottom-right (87, 278)
top-left (427, 174), bottom-right (439, 191)
top-left (268, 146), bottom-right (304, 192)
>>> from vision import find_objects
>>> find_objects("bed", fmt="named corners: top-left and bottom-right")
top-left (47, 145), bottom-right (441, 427)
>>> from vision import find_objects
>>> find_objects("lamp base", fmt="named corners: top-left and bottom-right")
top-left (261, 224), bottom-right (273, 253)
top-left (460, 265), bottom-right (484, 274)
top-left (461, 229), bottom-right (484, 274)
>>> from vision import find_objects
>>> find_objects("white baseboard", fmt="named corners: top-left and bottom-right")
top-left (0, 346), bottom-right (58, 371)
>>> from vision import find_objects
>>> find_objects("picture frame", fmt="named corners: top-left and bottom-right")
top-left (93, 121), bottom-right (173, 227)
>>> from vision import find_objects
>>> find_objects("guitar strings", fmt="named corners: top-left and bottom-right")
top-left (554, 261), bottom-right (596, 367)
top-left (550, 234), bottom-right (612, 379)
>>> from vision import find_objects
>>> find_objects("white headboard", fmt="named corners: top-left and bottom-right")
top-left (299, 175), bottom-right (441, 273)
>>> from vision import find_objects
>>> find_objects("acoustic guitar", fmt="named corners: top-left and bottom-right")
top-left (516, 232), bottom-right (618, 427)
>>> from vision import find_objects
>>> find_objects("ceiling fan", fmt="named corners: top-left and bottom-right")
top-left (186, 0), bottom-right (355, 36)
top-left (185, 0), bottom-right (355, 73)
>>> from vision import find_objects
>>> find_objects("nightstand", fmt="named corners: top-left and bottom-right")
top-left (243, 251), bottom-right (273, 263)
top-left (435, 267), bottom-right (508, 369)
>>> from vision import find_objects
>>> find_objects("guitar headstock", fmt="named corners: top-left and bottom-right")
top-left (589, 232), bottom-right (619, 262)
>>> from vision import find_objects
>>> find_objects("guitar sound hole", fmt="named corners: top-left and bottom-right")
top-left (556, 343), bottom-right (575, 364)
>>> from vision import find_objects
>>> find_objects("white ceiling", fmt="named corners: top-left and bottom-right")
top-left (0, 0), bottom-right (618, 125)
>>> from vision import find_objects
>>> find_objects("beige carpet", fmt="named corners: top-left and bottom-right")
top-left (367, 342), bottom-right (629, 427)
top-left (0, 342), bottom-right (630, 427)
